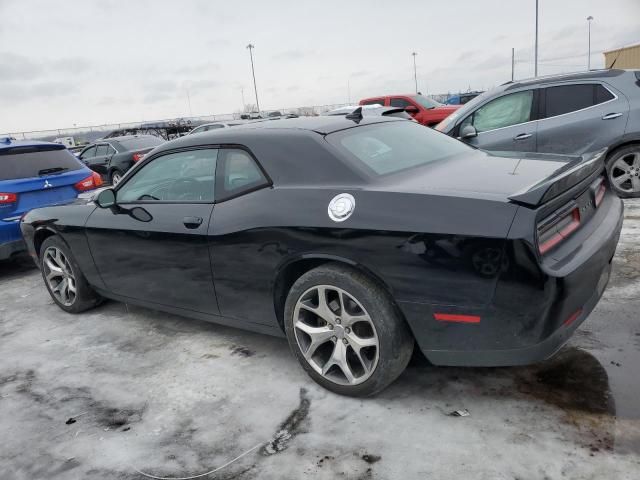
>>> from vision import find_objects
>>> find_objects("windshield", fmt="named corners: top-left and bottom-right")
top-left (114, 136), bottom-right (164, 151)
top-left (327, 120), bottom-right (470, 176)
top-left (0, 146), bottom-right (83, 180)
top-left (412, 95), bottom-right (442, 109)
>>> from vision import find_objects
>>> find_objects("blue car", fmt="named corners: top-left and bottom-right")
top-left (0, 138), bottom-right (102, 260)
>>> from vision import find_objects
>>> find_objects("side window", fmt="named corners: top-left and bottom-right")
top-left (361, 98), bottom-right (385, 106)
top-left (389, 98), bottom-right (413, 108)
top-left (467, 90), bottom-right (534, 133)
top-left (107, 145), bottom-right (118, 155)
top-left (80, 146), bottom-right (96, 159)
top-left (217, 149), bottom-right (268, 198)
top-left (117, 149), bottom-right (217, 203)
top-left (95, 145), bottom-right (109, 156)
top-left (544, 84), bottom-right (609, 118)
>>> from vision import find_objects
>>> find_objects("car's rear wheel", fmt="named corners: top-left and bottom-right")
top-left (40, 236), bottom-right (102, 313)
top-left (110, 169), bottom-right (124, 186)
top-left (606, 145), bottom-right (640, 198)
top-left (284, 263), bottom-right (413, 397)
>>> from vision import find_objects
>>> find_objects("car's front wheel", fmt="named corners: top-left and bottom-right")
top-left (110, 169), bottom-right (124, 186)
top-left (284, 264), bottom-right (413, 397)
top-left (607, 145), bottom-right (640, 198)
top-left (40, 236), bottom-right (102, 313)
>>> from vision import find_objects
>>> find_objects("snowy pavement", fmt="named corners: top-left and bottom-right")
top-left (1, 200), bottom-right (639, 480)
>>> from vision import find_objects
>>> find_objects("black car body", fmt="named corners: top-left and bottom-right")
top-left (21, 117), bottom-right (623, 395)
top-left (79, 135), bottom-right (164, 185)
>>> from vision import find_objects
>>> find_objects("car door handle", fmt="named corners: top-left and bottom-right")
top-left (514, 133), bottom-right (532, 140)
top-left (602, 112), bottom-right (622, 120)
top-left (183, 216), bottom-right (203, 229)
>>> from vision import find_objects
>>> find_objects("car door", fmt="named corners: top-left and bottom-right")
top-left (89, 144), bottom-right (113, 176)
top-left (458, 89), bottom-right (538, 152)
top-left (535, 82), bottom-right (629, 155)
top-left (85, 148), bottom-right (219, 314)
top-left (79, 146), bottom-right (97, 169)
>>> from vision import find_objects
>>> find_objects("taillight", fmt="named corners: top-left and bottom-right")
top-left (74, 171), bottom-right (104, 192)
top-left (132, 152), bottom-right (146, 162)
top-left (594, 178), bottom-right (606, 208)
top-left (0, 193), bottom-right (18, 204)
top-left (537, 204), bottom-right (581, 255)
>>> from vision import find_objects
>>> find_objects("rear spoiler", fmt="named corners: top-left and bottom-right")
top-left (508, 148), bottom-right (607, 207)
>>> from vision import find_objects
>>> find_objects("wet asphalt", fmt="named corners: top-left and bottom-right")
top-left (0, 199), bottom-right (638, 480)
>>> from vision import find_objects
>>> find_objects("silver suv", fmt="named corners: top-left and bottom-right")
top-left (436, 69), bottom-right (640, 197)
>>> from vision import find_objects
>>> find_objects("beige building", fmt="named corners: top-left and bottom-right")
top-left (604, 43), bottom-right (640, 69)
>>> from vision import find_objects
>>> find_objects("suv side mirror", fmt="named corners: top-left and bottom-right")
top-left (460, 125), bottom-right (478, 139)
top-left (405, 105), bottom-right (419, 115)
top-left (95, 188), bottom-right (116, 208)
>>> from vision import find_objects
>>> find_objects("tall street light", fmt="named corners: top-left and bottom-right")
top-left (246, 43), bottom-right (260, 113)
top-left (587, 16), bottom-right (594, 70)
top-left (534, 0), bottom-right (539, 77)
top-left (412, 52), bottom-right (418, 93)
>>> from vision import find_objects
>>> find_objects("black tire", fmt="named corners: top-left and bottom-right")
top-left (110, 169), bottom-right (124, 186)
top-left (606, 145), bottom-right (640, 198)
top-left (283, 263), bottom-right (414, 397)
top-left (39, 236), bottom-right (102, 313)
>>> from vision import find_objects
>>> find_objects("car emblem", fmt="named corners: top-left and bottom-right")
top-left (44, 180), bottom-right (53, 188)
top-left (328, 193), bottom-right (355, 222)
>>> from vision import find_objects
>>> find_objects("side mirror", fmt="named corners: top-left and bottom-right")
top-left (405, 105), bottom-right (419, 115)
top-left (95, 188), bottom-right (116, 208)
top-left (460, 125), bottom-right (478, 140)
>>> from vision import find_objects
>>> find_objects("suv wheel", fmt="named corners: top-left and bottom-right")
top-left (284, 263), bottom-right (413, 397)
top-left (607, 146), bottom-right (640, 198)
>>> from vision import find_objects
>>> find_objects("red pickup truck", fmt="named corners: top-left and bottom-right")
top-left (359, 94), bottom-right (459, 127)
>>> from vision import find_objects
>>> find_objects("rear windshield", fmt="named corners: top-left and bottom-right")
top-left (0, 146), bottom-right (83, 180)
top-left (113, 136), bottom-right (164, 151)
top-left (327, 121), bottom-right (470, 176)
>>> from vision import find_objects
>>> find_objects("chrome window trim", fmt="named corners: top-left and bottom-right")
top-left (461, 82), bottom-right (620, 137)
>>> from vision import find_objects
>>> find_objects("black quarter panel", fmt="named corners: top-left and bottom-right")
top-left (209, 186), bottom-right (517, 328)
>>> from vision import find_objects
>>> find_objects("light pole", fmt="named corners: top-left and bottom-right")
top-left (587, 16), bottom-right (594, 70)
top-left (412, 52), bottom-right (418, 93)
top-left (534, 0), bottom-right (539, 77)
top-left (246, 43), bottom-right (260, 113)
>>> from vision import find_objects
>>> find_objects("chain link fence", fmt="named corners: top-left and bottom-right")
top-left (1, 103), bottom-right (351, 144)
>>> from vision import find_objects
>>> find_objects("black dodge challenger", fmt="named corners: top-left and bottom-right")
top-left (20, 115), bottom-right (623, 396)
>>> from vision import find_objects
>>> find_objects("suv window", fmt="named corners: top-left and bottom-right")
top-left (117, 149), bottom-right (217, 203)
top-left (462, 90), bottom-right (533, 133)
top-left (544, 84), bottom-right (601, 117)
top-left (217, 149), bottom-right (268, 197)
top-left (0, 147), bottom-right (83, 180)
top-left (389, 98), bottom-right (413, 108)
top-left (361, 98), bottom-right (385, 106)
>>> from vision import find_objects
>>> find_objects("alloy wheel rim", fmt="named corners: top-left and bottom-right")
top-left (611, 152), bottom-right (640, 193)
top-left (43, 246), bottom-right (77, 306)
top-left (293, 285), bottom-right (379, 386)
top-left (112, 172), bottom-right (122, 185)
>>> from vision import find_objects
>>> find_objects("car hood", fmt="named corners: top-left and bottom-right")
top-left (380, 150), bottom-right (578, 202)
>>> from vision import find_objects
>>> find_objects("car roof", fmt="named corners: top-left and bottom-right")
top-left (228, 115), bottom-right (402, 135)
top-left (503, 69), bottom-right (628, 90)
top-left (0, 137), bottom-right (63, 151)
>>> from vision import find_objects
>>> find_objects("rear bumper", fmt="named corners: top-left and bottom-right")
top-left (0, 219), bottom-right (25, 259)
top-left (0, 239), bottom-right (25, 260)
top-left (401, 193), bottom-right (623, 367)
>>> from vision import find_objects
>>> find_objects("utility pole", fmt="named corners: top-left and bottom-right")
top-left (587, 16), bottom-right (594, 70)
top-left (511, 48), bottom-right (515, 81)
top-left (246, 43), bottom-right (260, 113)
top-left (412, 52), bottom-right (418, 93)
top-left (347, 78), bottom-right (351, 104)
top-left (534, 0), bottom-right (539, 77)
top-left (240, 87), bottom-right (245, 110)
top-left (186, 88), bottom-right (192, 117)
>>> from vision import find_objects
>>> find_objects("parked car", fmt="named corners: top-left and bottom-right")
top-left (78, 135), bottom-right (164, 185)
top-left (188, 121), bottom-right (247, 135)
top-left (359, 94), bottom-right (459, 126)
top-left (436, 69), bottom-right (640, 198)
top-left (1, 138), bottom-right (102, 260)
top-left (444, 92), bottom-right (483, 105)
top-left (21, 116), bottom-right (622, 396)
top-left (325, 105), bottom-right (415, 120)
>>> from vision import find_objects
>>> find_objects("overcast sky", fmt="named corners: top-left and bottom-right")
top-left (1, 0), bottom-right (638, 133)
